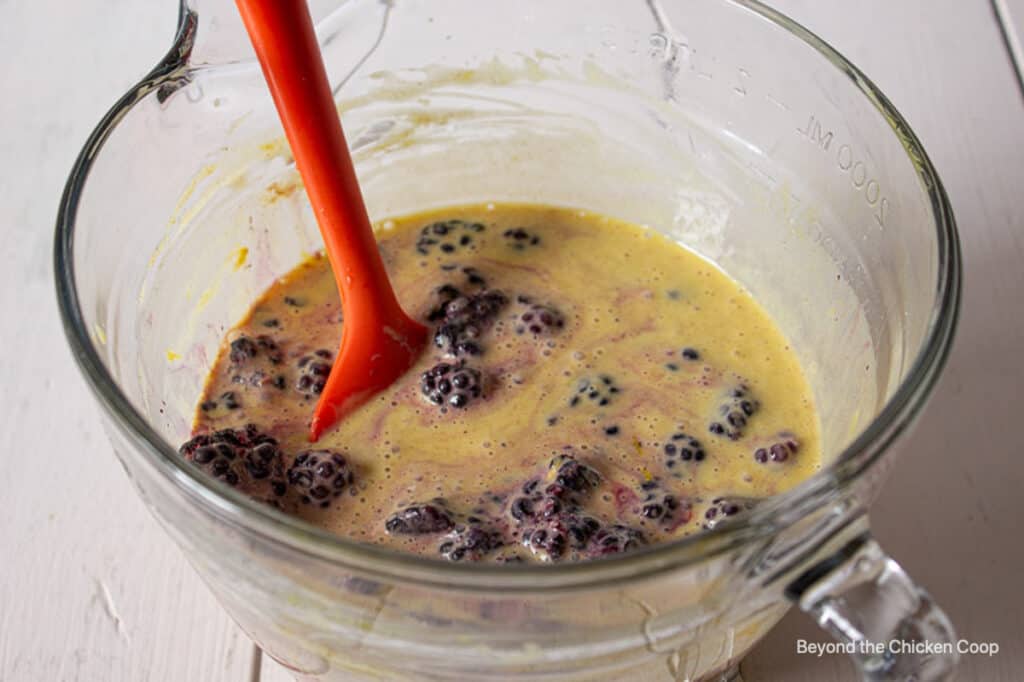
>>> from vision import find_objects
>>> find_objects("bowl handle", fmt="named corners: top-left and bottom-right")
top-left (785, 531), bottom-right (958, 680)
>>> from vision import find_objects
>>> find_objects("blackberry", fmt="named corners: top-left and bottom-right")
top-left (220, 391), bottom-right (241, 410)
top-left (521, 508), bottom-right (601, 562)
top-left (681, 347), bottom-right (700, 361)
top-left (508, 453), bottom-right (600, 525)
top-left (508, 487), bottom-right (561, 523)
top-left (638, 489), bottom-right (691, 525)
top-left (415, 219), bottom-right (486, 255)
top-left (420, 361), bottom-right (484, 409)
top-left (703, 496), bottom-right (759, 530)
top-left (179, 425), bottom-right (286, 498)
top-left (296, 349), bottom-right (333, 397)
top-left (385, 502), bottom-right (454, 535)
top-left (568, 374), bottom-right (620, 408)
top-left (229, 336), bottom-right (258, 364)
top-left (439, 525), bottom-right (503, 562)
top-left (431, 289), bottom-right (509, 357)
top-left (663, 431), bottom-right (706, 468)
top-left (521, 525), bottom-right (568, 562)
top-left (503, 227), bottom-right (541, 250)
top-left (558, 511), bottom-right (602, 548)
top-left (187, 441), bottom-right (242, 486)
top-left (244, 441), bottom-right (285, 481)
top-left (586, 524), bottom-right (647, 557)
top-left (255, 335), bottom-right (283, 364)
top-left (546, 452), bottom-right (601, 497)
top-left (460, 267), bottom-right (488, 288)
top-left (514, 300), bottom-right (565, 337)
top-left (524, 507), bottom-right (599, 555)
top-left (708, 384), bottom-right (759, 440)
top-left (754, 435), bottom-right (799, 464)
top-left (229, 335), bottom-right (282, 365)
top-left (425, 284), bottom-right (463, 322)
top-left (286, 450), bottom-right (354, 508)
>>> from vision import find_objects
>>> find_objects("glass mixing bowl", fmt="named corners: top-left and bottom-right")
top-left (55, 1), bottom-right (961, 679)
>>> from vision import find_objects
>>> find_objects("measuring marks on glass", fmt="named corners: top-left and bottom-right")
top-left (797, 114), bottom-right (890, 229)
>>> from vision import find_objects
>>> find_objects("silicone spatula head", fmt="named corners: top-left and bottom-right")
top-left (236, 0), bottom-right (427, 441)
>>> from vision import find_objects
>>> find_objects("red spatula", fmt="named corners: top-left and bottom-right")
top-left (236, 0), bottom-right (427, 441)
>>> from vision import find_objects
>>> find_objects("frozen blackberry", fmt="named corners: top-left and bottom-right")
top-left (754, 435), bottom-right (799, 464)
top-left (255, 335), bottom-right (283, 364)
top-left (586, 524), bottom-right (647, 557)
top-left (521, 525), bottom-right (568, 562)
top-left (286, 450), bottom-right (354, 508)
top-left (229, 337), bottom-right (258, 364)
top-left (521, 508), bottom-right (601, 561)
top-left (439, 525), bottom-right (503, 562)
top-left (638, 487), bottom-right (691, 525)
top-left (296, 349), bottom-right (333, 397)
top-left (508, 455), bottom-right (600, 540)
top-left (425, 284), bottom-right (463, 322)
top-left (179, 425), bottom-right (285, 497)
top-left (431, 266), bottom-right (489, 292)
top-left (708, 384), bottom-right (759, 440)
top-left (514, 301), bottom-right (565, 336)
top-left (568, 374), bottom-right (621, 408)
top-left (229, 334), bottom-right (283, 365)
top-left (546, 452), bottom-right (601, 497)
top-left (703, 496), bottom-right (759, 530)
top-left (415, 219), bottom-right (486, 255)
top-left (503, 227), bottom-right (541, 250)
top-left (663, 431), bottom-right (706, 469)
top-left (508, 495), bottom-right (537, 522)
top-left (508, 481), bottom-right (558, 523)
top-left (460, 266), bottom-right (488, 288)
top-left (420, 361), bottom-right (484, 409)
top-left (186, 441), bottom-right (242, 486)
top-left (431, 289), bottom-right (509, 356)
top-left (243, 441), bottom-right (285, 481)
top-left (385, 502), bottom-right (454, 535)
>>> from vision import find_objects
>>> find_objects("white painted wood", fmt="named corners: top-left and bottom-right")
top-left (995, 0), bottom-right (1024, 87)
top-left (0, 2), bottom-right (257, 681)
top-left (745, 1), bottom-right (1024, 680)
top-left (258, 655), bottom-right (296, 682)
top-left (2, 1), bottom-right (1021, 681)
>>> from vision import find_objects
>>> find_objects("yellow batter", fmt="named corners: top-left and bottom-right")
top-left (181, 203), bottom-right (820, 563)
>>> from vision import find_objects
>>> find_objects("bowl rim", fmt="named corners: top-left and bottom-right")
top-left (54, 0), bottom-right (961, 591)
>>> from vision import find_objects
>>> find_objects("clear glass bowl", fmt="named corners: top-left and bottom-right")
top-left (55, 1), bottom-right (961, 680)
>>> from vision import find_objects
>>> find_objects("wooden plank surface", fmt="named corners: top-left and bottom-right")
top-left (2, 1), bottom-right (1021, 681)
top-left (258, 657), bottom-right (294, 682)
top-left (994, 0), bottom-right (1024, 91)
top-left (0, 2), bottom-right (257, 682)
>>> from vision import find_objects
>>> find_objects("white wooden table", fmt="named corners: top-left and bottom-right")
top-left (2, 2), bottom-right (1021, 680)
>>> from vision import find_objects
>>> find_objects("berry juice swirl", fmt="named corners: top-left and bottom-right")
top-left (181, 204), bottom-right (821, 563)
